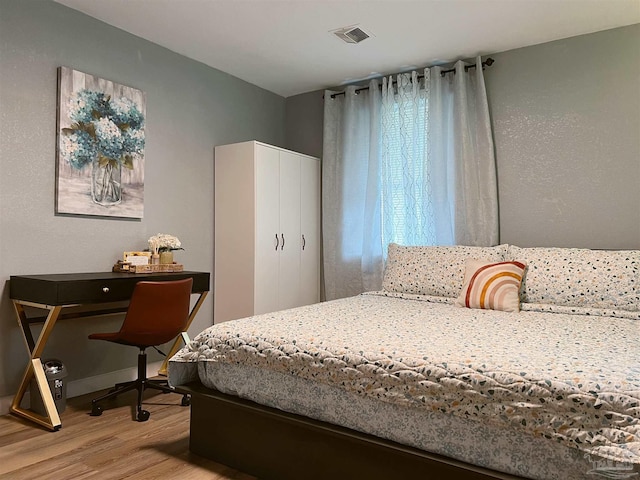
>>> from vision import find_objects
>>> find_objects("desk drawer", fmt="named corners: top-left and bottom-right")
top-left (57, 278), bottom-right (136, 304)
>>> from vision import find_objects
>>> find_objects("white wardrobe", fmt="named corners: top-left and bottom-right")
top-left (214, 141), bottom-right (320, 323)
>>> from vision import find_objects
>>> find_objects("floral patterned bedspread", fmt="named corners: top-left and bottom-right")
top-left (171, 293), bottom-right (640, 464)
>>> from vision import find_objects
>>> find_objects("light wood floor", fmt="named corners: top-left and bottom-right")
top-left (0, 387), bottom-right (257, 480)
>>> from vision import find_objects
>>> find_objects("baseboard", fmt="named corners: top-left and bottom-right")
top-left (0, 361), bottom-right (163, 416)
top-left (0, 395), bottom-right (13, 417)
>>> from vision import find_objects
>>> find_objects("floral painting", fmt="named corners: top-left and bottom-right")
top-left (56, 67), bottom-right (146, 218)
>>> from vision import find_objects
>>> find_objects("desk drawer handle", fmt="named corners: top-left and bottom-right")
top-left (102, 287), bottom-right (110, 293)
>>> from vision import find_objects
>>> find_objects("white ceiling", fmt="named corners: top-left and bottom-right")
top-left (54, 0), bottom-right (640, 98)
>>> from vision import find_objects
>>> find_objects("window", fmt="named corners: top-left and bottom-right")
top-left (380, 87), bottom-right (434, 252)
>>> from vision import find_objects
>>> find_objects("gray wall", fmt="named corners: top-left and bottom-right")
top-left (285, 24), bottom-right (640, 249)
top-left (0, 0), bottom-right (285, 400)
top-left (285, 90), bottom-right (324, 159)
top-left (485, 24), bottom-right (640, 249)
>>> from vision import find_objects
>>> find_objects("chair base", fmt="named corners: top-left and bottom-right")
top-left (90, 349), bottom-right (190, 422)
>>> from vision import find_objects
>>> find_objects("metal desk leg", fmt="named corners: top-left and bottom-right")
top-left (10, 301), bottom-right (63, 431)
top-left (158, 291), bottom-right (208, 377)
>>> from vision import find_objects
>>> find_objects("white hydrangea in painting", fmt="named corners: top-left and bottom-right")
top-left (56, 67), bottom-right (146, 218)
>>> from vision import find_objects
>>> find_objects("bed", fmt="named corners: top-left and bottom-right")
top-left (170, 244), bottom-right (640, 480)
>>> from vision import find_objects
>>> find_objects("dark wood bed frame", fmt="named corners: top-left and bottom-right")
top-left (179, 382), bottom-right (525, 480)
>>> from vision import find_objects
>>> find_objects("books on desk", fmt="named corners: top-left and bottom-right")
top-left (113, 262), bottom-right (184, 273)
top-left (130, 263), bottom-right (184, 273)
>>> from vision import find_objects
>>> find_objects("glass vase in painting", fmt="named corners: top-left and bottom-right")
top-left (91, 158), bottom-right (122, 206)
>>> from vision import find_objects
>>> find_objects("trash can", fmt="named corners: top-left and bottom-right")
top-left (30, 359), bottom-right (68, 416)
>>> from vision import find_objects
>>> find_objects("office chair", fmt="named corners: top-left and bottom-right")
top-left (88, 278), bottom-right (193, 422)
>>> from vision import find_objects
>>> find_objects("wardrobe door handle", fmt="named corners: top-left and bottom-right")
top-left (302, 234), bottom-right (306, 251)
top-left (281, 233), bottom-right (285, 250)
top-left (275, 234), bottom-right (279, 251)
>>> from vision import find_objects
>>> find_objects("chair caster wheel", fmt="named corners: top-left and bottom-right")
top-left (90, 404), bottom-right (103, 416)
top-left (137, 409), bottom-right (150, 422)
top-left (181, 394), bottom-right (191, 407)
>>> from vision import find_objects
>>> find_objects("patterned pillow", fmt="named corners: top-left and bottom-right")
top-left (507, 246), bottom-right (640, 311)
top-left (382, 243), bottom-right (508, 298)
top-left (455, 259), bottom-right (527, 312)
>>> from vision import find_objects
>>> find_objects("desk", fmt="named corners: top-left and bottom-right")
top-left (9, 271), bottom-right (210, 431)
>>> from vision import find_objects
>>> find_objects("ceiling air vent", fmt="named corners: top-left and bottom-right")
top-left (332, 25), bottom-right (371, 44)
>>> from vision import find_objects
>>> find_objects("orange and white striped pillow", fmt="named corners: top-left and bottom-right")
top-left (456, 260), bottom-right (527, 312)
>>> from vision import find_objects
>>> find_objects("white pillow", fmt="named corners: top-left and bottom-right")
top-left (382, 243), bottom-right (508, 298)
top-left (507, 246), bottom-right (639, 311)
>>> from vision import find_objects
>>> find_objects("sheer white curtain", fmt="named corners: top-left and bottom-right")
top-left (431, 59), bottom-right (499, 246)
top-left (323, 82), bottom-right (383, 301)
top-left (323, 57), bottom-right (498, 300)
top-left (380, 70), bottom-right (447, 249)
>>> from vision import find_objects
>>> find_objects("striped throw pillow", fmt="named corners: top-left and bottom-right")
top-left (456, 260), bottom-right (527, 312)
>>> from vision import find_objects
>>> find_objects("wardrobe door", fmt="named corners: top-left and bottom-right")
top-left (254, 145), bottom-right (281, 315)
top-left (277, 150), bottom-right (302, 310)
top-left (300, 156), bottom-right (320, 306)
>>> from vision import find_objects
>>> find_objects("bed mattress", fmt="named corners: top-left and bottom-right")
top-left (170, 293), bottom-right (639, 479)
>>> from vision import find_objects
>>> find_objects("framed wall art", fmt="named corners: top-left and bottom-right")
top-left (55, 66), bottom-right (146, 219)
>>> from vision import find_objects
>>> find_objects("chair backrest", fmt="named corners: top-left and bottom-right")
top-left (118, 278), bottom-right (193, 347)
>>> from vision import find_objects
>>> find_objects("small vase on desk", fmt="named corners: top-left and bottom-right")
top-left (151, 253), bottom-right (160, 265)
top-left (159, 251), bottom-right (174, 264)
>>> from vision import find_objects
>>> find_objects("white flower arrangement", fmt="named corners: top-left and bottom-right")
top-left (148, 233), bottom-right (183, 254)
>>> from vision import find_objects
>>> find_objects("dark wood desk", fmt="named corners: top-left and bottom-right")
top-left (9, 271), bottom-right (210, 431)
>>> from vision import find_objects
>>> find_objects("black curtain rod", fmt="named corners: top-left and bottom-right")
top-left (330, 57), bottom-right (495, 99)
